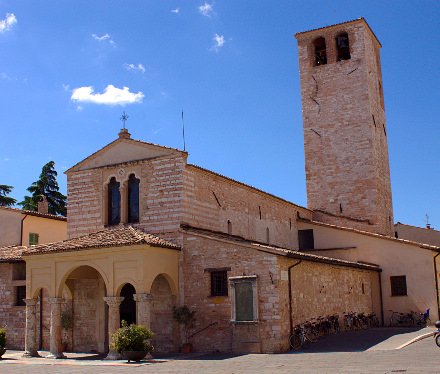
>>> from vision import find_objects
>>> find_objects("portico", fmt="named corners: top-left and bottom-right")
top-left (21, 226), bottom-right (180, 358)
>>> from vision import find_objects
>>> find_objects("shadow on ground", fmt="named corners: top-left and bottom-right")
top-left (290, 327), bottom-right (424, 353)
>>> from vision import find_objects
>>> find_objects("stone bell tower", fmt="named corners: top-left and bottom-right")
top-left (295, 18), bottom-right (393, 236)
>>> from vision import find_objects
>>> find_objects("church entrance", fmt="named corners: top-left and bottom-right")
top-left (119, 283), bottom-right (136, 325)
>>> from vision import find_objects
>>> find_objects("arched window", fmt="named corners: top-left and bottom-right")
top-left (127, 174), bottom-right (140, 223)
top-left (336, 32), bottom-right (351, 61)
top-left (313, 37), bottom-right (327, 66)
top-left (108, 177), bottom-right (120, 225)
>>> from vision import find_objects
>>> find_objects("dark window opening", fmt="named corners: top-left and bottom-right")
top-left (235, 281), bottom-right (254, 321)
top-left (266, 227), bottom-right (270, 244)
top-left (227, 220), bottom-right (232, 235)
top-left (120, 283), bottom-right (136, 325)
top-left (361, 283), bottom-right (365, 294)
top-left (15, 285), bottom-right (26, 306)
top-left (298, 229), bottom-right (314, 250)
top-left (289, 218), bottom-right (292, 230)
top-left (12, 263), bottom-right (26, 280)
top-left (313, 37), bottom-right (327, 66)
top-left (108, 177), bottom-right (120, 225)
top-left (390, 275), bottom-right (407, 296)
top-left (211, 271), bottom-right (228, 297)
top-left (29, 233), bottom-right (39, 246)
top-left (336, 32), bottom-right (351, 61)
top-left (127, 174), bottom-right (140, 223)
top-left (258, 206), bottom-right (262, 220)
top-left (395, 231), bottom-right (398, 238)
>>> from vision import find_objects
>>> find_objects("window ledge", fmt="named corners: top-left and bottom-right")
top-left (230, 320), bottom-right (259, 325)
top-left (390, 295), bottom-right (408, 297)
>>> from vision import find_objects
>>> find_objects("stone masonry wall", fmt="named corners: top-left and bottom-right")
top-left (284, 258), bottom-right (374, 326)
top-left (67, 154), bottom-right (186, 244)
top-left (296, 20), bottom-right (393, 236)
top-left (183, 166), bottom-right (313, 250)
top-left (0, 263), bottom-right (26, 349)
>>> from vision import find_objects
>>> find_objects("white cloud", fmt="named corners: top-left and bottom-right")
top-left (71, 85), bottom-right (144, 106)
top-left (123, 63), bottom-right (146, 74)
top-left (171, 8), bottom-right (180, 14)
top-left (211, 33), bottom-right (225, 52)
top-left (198, 2), bottom-right (213, 17)
top-left (0, 13), bottom-right (17, 33)
top-left (92, 33), bottom-right (115, 46)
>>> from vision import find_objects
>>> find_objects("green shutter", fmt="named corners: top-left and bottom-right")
top-left (29, 233), bottom-right (39, 245)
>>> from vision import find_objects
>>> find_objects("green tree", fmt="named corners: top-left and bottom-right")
top-left (0, 185), bottom-right (16, 207)
top-left (19, 161), bottom-right (67, 216)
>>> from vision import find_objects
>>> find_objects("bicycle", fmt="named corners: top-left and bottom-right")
top-left (389, 310), bottom-right (413, 327)
top-left (289, 324), bottom-right (317, 350)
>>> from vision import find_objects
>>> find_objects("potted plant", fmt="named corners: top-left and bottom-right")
top-left (0, 327), bottom-right (6, 358)
top-left (110, 321), bottom-right (154, 363)
top-left (172, 305), bottom-right (196, 353)
top-left (61, 311), bottom-right (73, 352)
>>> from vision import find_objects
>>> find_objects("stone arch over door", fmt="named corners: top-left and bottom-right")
top-left (61, 265), bottom-right (108, 353)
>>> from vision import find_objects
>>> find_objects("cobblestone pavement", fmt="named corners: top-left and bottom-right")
top-left (1, 328), bottom-right (439, 373)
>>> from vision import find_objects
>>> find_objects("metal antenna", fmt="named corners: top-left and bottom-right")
top-left (181, 110), bottom-right (186, 152)
top-left (120, 111), bottom-right (129, 129)
top-left (425, 214), bottom-right (431, 229)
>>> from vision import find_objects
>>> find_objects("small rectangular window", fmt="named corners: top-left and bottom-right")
top-left (230, 276), bottom-right (258, 322)
top-left (211, 271), bottom-right (228, 297)
top-left (390, 275), bottom-right (407, 296)
top-left (15, 286), bottom-right (26, 306)
top-left (29, 233), bottom-right (39, 246)
top-left (298, 229), bottom-right (314, 250)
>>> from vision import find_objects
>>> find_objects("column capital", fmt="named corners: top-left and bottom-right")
top-left (48, 297), bottom-right (65, 304)
top-left (133, 293), bottom-right (152, 302)
top-left (24, 298), bottom-right (37, 307)
top-left (104, 296), bottom-right (124, 307)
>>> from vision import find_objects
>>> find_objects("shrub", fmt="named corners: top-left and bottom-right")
top-left (111, 321), bottom-right (154, 353)
top-left (172, 305), bottom-right (196, 343)
top-left (0, 328), bottom-right (6, 348)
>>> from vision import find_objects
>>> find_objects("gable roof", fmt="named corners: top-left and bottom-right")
top-left (0, 206), bottom-right (67, 221)
top-left (22, 226), bottom-right (180, 257)
top-left (66, 134), bottom-right (186, 173)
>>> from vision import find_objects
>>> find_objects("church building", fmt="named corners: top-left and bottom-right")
top-left (1, 18), bottom-right (439, 357)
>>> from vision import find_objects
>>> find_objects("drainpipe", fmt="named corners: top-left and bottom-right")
top-left (378, 271), bottom-right (384, 326)
top-left (288, 260), bottom-right (302, 338)
top-left (434, 253), bottom-right (440, 320)
top-left (20, 214), bottom-right (29, 245)
top-left (39, 289), bottom-right (43, 350)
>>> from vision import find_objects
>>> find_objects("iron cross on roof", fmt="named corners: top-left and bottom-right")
top-left (120, 111), bottom-right (129, 129)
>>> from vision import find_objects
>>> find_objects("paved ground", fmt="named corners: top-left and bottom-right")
top-left (0, 327), bottom-right (438, 373)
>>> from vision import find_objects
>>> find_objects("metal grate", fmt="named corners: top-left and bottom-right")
top-left (211, 271), bottom-right (228, 297)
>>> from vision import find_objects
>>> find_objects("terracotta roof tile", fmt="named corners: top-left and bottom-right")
top-left (23, 226), bottom-right (180, 256)
top-left (0, 245), bottom-right (27, 262)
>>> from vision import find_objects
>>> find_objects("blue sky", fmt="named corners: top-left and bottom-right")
top-left (0, 1), bottom-right (438, 229)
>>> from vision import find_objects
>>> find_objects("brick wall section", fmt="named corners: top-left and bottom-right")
top-left (183, 166), bottom-right (313, 250)
top-left (0, 263), bottom-right (25, 349)
top-left (296, 20), bottom-right (393, 236)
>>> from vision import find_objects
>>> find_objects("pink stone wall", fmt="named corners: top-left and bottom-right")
top-left (296, 20), bottom-right (393, 236)
top-left (183, 166), bottom-right (313, 250)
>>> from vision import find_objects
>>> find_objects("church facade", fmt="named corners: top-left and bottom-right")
top-left (1, 18), bottom-right (439, 357)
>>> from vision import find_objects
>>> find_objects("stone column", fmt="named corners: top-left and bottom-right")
top-left (46, 297), bottom-right (66, 359)
top-left (104, 296), bottom-right (124, 360)
top-left (133, 293), bottom-right (153, 329)
top-left (22, 298), bottom-right (40, 357)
